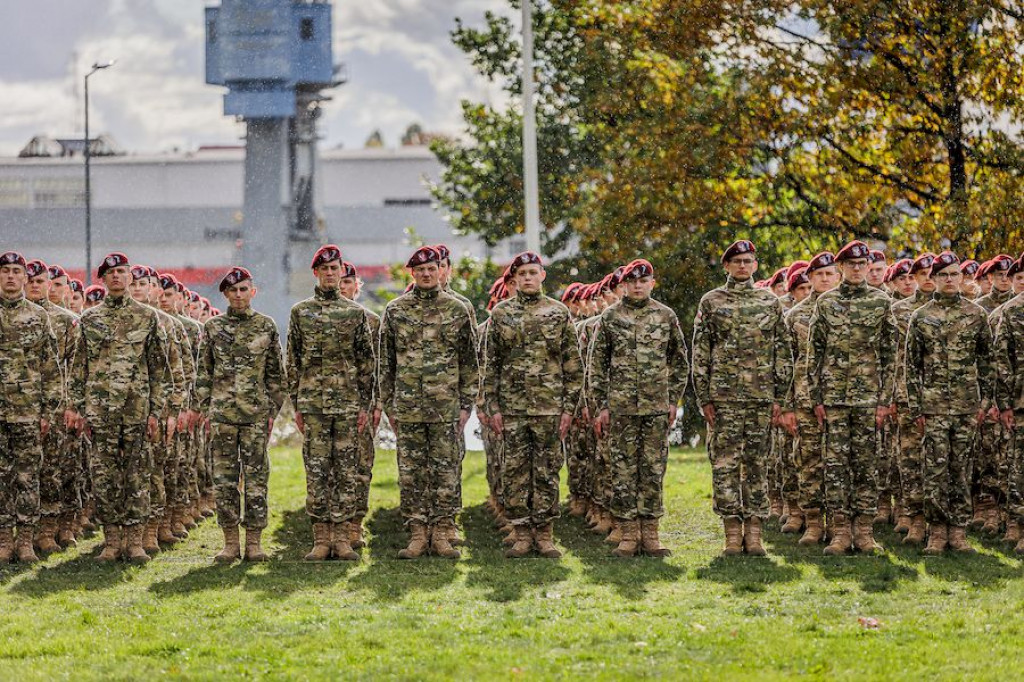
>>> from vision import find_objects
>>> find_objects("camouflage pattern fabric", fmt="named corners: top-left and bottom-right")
top-left (786, 291), bottom-right (822, 511)
top-left (0, 295), bottom-right (62, 424)
top-left (211, 422), bottom-right (270, 529)
top-left (356, 308), bottom-right (381, 518)
top-left (501, 416), bottom-right (563, 526)
top-left (822, 407), bottom-right (879, 518)
top-left (607, 414), bottom-right (670, 520)
top-left (395, 421), bottom-right (461, 525)
top-left (891, 290), bottom-right (932, 515)
top-left (301, 413), bottom-right (360, 523)
top-left (0, 422), bottom-right (43, 527)
top-left (795, 408), bottom-right (825, 510)
top-left (921, 414), bottom-right (976, 526)
top-left (707, 403), bottom-right (771, 520)
top-left (88, 424), bottom-right (151, 526)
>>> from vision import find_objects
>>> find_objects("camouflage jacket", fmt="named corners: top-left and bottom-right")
top-left (444, 284), bottom-right (479, 329)
top-left (177, 314), bottom-right (203, 406)
top-left (476, 318), bottom-right (490, 413)
top-left (0, 295), bottom-right (62, 423)
top-left (483, 291), bottom-right (583, 417)
top-left (591, 297), bottom-right (689, 415)
top-left (992, 295), bottom-right (1024, 412)
top-left (35, 298), bottom-right (79, 377)
top-left (906, 293), bottom-right (993, 418)
top-left (784, 290), bottom-right (820, 410)
top-left (195, 307), bottom-right (286, 425)
top-left (891, 290), bottom-right (932, 406)
top-left (975, 287), bottom-right (1014, 314)
top-left (807, 281), bottom-right (896, 408)
top-left (379, 287), bottom-right (479, 422)
top-left (286, 287), bottom-right (376, 417)
top-left (578, 315), bottom-right (602, 414)
top-left (362, 306), bottom-right (382, 411)
top-left (152, 307), bottom-right (188, 414)
top-left (691, 277), bottom-right (792, 408)
top-left (70, 294), bottom-right (171, 424)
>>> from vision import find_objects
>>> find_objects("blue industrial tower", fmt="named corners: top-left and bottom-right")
top-left (205, 0), bottom-right (341, 327)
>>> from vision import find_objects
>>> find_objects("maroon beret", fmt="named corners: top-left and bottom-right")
top-left (561, 282), bottom-right (584, 303)
top-left (97, 252), bottom-right (130, 278)
top-left (887, 258), bottom-right (913, 281)
top-left (960, 259), bottom-right (979, 277)
top-left (70, 279), bottom-right (84, 293)
top-left (868, 249), bottom-right (887, 264)
top-left (508, 251), bottom-right (543, 275)
top-left (406, 246), bottom-right (440, 268)
top-left (25, 259), bottom-right (48, 279)
top-left (0, 251), bottom-right (27, 268)
top-left (488, 277), bottom-right (506, 298)
top-left (219, 267), bottom-right (252, 292)
top-left (754, 280), bottom-right (769, 288)
top-left (976, 259), bottom-right (994, 278)
top-left (311, 244), bottom-right (342, 270)
top-left (787, 266), bottom-right (810, 292)
top-left (721, 240), bottom-right (755, 264)
top-left (767, 267), bottom-right (787, 288)
top-left (787, 260), bottom-right (810, 279)
top-left (930, 251), bottom-right (960, 275)
top-left (622, 259), bottom-right (655, 281)
top-left (47, 264), bottom-right (68, 280)
top-left (201, 297), bottom-right (211, 309)
top-left (130, 265), bottom-right (151, 281)
top-left (598, 273), bottom-right (616, 293)
top-left (1009, 259), bottom-right (1023, 278)
top-left (836, 240), bottom-right (870, 262)
top-left (340, 261), bottom-right (358, 278)
top-left (910, 253), bottom-right (936, 275)
top-left (607, 266), bottom-right (626, 289)
top-left (434, 244), bottom-right (451, 263)
top-left (158, 273), bottom-right (179, 290)
top-left (990, 254), bottom-right (1014, 273)
top-left (85, 285), bottom-right (106, 303)
top-left (806, 252), bottom-right (836, 273)
top-left (187, 291), bottom-right (200, 303)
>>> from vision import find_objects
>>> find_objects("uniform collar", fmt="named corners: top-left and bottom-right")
top-left (0, 293), bottom-right (24, 309)
top-left (934, 291), bottom-right (961, 307)
top-left (227, 306), bottom-right (255, 319)
top-left (315, 286), bottom-right (340, 301)
top-left (105, 294), bottom-right (131, 309)
top-left (838, 280), bottom-right (869, 296)
top-left (725, 276), bottom-right (753, 290)
top-left (414, 285), bottom-right (441, 300)
top-left (517, 290), bottom-right (543, 304)
top-left (992, 288), bottom-right (1014, 304)
top-left (914, 289), bottom-right (932, 303)
top-left (622, 295), bottom-right (650, 309)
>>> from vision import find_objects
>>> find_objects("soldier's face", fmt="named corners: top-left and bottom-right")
top-left (25, 274), bottom-right (49, 302)
top-left (48, 276), bottom-right (69, 305)
top-left (914, 270), bottom-right (935, 293)
top-left (932, 266), bottom-right (962, 295)
top-left (625, 275), bottom-right (655, 301)
top-left (505, 279), bottom-right (518, 296)
top-left (978, 277), bottom-right (992, 295)
top-left (0, 265), bottom-right (27, 298)
top-left (412, 262), bottom-right (441, 290)
top-left (602, 289), bottom-right (619, 304)
top-left (893, 273), bottom-right (917, 298)
top-left (69, 291), bottom-right (84, 313)
top-left (867, 262), bottom-right (887, 287)
top-left (839, 259), bottom-right (868, 285)
top-left (338, 276), bottom-right (359, 300)
top-left (315, 260), bottom-right (343, 290)
top-left (438, 260), bottom-right (451, 286)
top-left (770, 281), bottom-right (787, 297)
top-left (792, 282), bottom-right (812, 302)
top-left (128, 276), bottom-right (151, 302)
top-left (103, 266), bottom-right (131, 296)
top-left (224, 281), bottom-right (255, 310)
top-left (724, 256), bottom-right (757, 281)
top-left (159, 288), bottom-right (177, 313)
top-left (1013, 272), bottom-right (1024, 294)
top-left (990, 270), bottom-right (1012, 293)
top-left (809, 266), bottom-right (839, 293)
top-left (515, 264), bottom-right (546, 295)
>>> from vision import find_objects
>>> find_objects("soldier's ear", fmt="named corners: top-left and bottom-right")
top-left (539, 269), bottom-right (548, 283)
top-left (251, 286), bottom-right (258, 298)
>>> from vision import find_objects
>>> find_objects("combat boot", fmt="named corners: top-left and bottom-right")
top-left (568, 496), bottom-right (587, 517)
top-left (244, 528), bottom-right (269, 562)
top-left (0, 528), bottom-right (14, 563)
top-left (430, 519), bottom-right (461, 560)
top-left (769, 497), bottom-right (783, 523)
top-left (592, 510), bottom-right (613, 535)
top-left (124, 524), bottom-right (151, 564)
top-left (947, 526), bottom-right (976, 554)
top-left (398, 522), bottom-right (429, 560)
top-left (823, 514), bottom-right (852, 556)
top-left (349, 516), bottom-right (366, 550)
top-left (721, 517), bottom-right (743, 557)
top-left (15, 526), bottom-right (39, 563)
top-left (605, 519), bottom-right (624, 545)
top-left (96, 525), bottom-right (122, 563)
top-left (330, 523), bottom-right (359, 561)
top-left (1002, 520), bottom-right (1020, 545)
top-left (142, 520), bottom-right (161, 555)
top-left (744, 517), bottom-right (767, 556)
top-left (923, 523), bottom-right (947, 555)
top-left (968, 496), bottom-right (986, 531)
top-left (780, 503), bottom-right (804, 534)
top-left (640, 518), bottom-right (672, 558)
top-left (58, 513), bottom-right (78, 548)
top-left (981, 505), bottom-right (1001, 536)
top-left (502, 526), bottom-right (518, 546)
top-left (201, 492), bottom-right (216, 518)
top-left (504, 525), bottom-right (534, 559)
top-left (214, 525), bottom-right (241, 563)
top-left (35, 517), bottom-right (61, 555)
top-left (158, 517), bottom-right (180, 545)
top-left (1015, 536), bottom-right (1024, 555)
top-left (902, 514), bottom-right (927, 545)
top-left (852, 515), bottom-right (883, 554)
top-left (183, 503), bottom-right (199, 530)
top-left (874, 496), bottom-right (892, 525)
top-left (446, 522), bottom-right (464, 547)
top-left (170, 506), bottom-right (189, 539)
top-left (798, 509), bottom-right (824, 546)
top-left (611, 520), bottom-right (640, 558)
top-left (894, 512), bottom-right (912, 535)
top-left (303, 522), bottom-right (332, 561)
top-left (535, 524), bottom-right (562, 559)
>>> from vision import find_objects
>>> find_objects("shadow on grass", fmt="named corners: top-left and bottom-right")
top-left (7, 542), bottom-right (134, 596)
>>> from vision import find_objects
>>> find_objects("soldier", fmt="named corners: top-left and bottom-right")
top-left (0, 252), bottom-right (62, 564)
top-left (377, 247), bottom-right (478, 559)
top-left (84, 285), bottom-right (106, 309)
top-left (47, 265), bottom-right (72, 308)
top-left (886, 259), bottom-right (917, 302)
top-left (560, 283), bottom-right (589, 518)
top-left (906, 252), bottom-right (992, 554)
top-left (866, 250), bottom-right (888, 289)
top-left (778, 261), bottom-right (810, 313)
top-left (783, 252), bottom-right (840, 546)
top-left (68, 279), bottom-right (85, 315)
top-left (768, 268), bottom-right (788, 298)
top-left (996, 255), bottom-right (1024, 554)
top-left (193, 267), bottom-right (285, 563)
top-left (693, 240), bottom-right (792, 557)
top-left (807, 240), bottom-right (896, 556)
top-left (484, 251), bottom-right (583, 559)
top-left (287, 245), bottom-right (376, 561)
top-left (960, 260), bottom-right (981, 298)
top-left (591, 259), bottom-right (689, 557)
top-left (976, 260), bottom-right (994, 297)
top-left (65, 253), bottom-right (175, 563)
top-left (975, 255), bottom-right (1015, 314)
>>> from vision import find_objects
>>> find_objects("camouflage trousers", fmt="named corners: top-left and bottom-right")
top-left (608, 414), bottom-right (669, 520)
top-left (0, 421), bottom-right (42, 528)
top-left (482, 422), bottom-right (503, 501)
top-left (974, 419), bottom-right (1008, 505)
top-left (707, 403), bottom-right (771, 520)
top-left (89, 423), bottom-right (151, 526)
top-left (876, 420), bottom-right (898, 504)
top-left (896, 411), bottom-right (925, 517)
top-left (823, 407), bottom-right (878, 518)
top-left (166, 430), bottom-right (190, 508)
top-left (591, 424), bottom-right (613, 508)
top-left (501, 416), bottom-right (563, 527)
top-left (355, 421), bottom-right (377, 518)
top-left (922, 414), bottom-right (976, 527)
top-left (1006, 412), bottom-right (1024, 524)
top-left (780, 429), bottom-right (800, 502)
top-left (302, 413), bottom-right (360, 524)
top-left (768, 425), bottom-right (784, 500)
top-left (39, 424), bottom-right (81, 517)
top-left (211, 422), bottom-right (270, 530)
top-left (396, 421), bottom-right (461, 525)
top-left (795, 408), bottom-right (825, 511)
top-left (565, 420), bottom-right (585, 500)
top-left (147, 435), bottom-right (171, 519)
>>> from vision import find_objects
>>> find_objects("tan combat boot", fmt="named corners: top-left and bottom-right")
top-left (769, 497), bottom-right (783, 523)
top-left (331, 523), bottom-right (359, 561)
top-left (640, 518), bottom-right (672, 558)
top-left (568, 496), bottom-right (587, 517)
top-left (142, 520), bottom-right (161, 555)
top-left (304, 522), bottom-right (332, 561)
top-left (592, 510), bottom-right (613, 535)
top-left (798, 509), bottom-right (824, 547)
top-left (744, 517), bottom-right (767, 556)
top-left (947, 526), bottom-right (977, 554)
top-left (903, 514), bottom-right (927, 545)
top-left (244, 528), bottom-right (269, 562)
top-left (430, 519), bottom-right (461, 560)
top-left (605, 519), bottom-right (624, 545)
top-left (894, 512), bottom-right (912, 535)
top-left (398, 521), bottom-right (429, 560)
top-left (823, 514), bottom-right (852, 556)
top-left (721, 517), bottom-right (743, 557)
top-left (874, 496), bottom-right (892, 525)
top-left (124, 524), bottom-right (151, 564)
top-left (158, 516), bottom-right (180, 545)
top-left (611, 520), bottom-right (640, 558)
top-left (201, 492), bottom-right (216, 518)
top-left (96, 525), bottom-right (122, 562)
top-left (58, 513), bottom-right (78, 548)
top-left (852, 515), bottom-right (883, 554)
top-left (981, 505), bottom-right (1002, 536)
top-left (214, 525), bottom-right (241, 563)
top-left (535, 524), bottom-right (562, 559)
top-left (35, 517), bottom-right (61, 555)
top-left (1003, 520), bottom-right (1020, 546)
top-left (781, 502), bottom-right (804, 534)
top-left (446, 522), bottom-right (464, 548)
top-left (923, 523), bottom-right (948, 555)
top-left (504, 525), bottom-right (534, 559)
top-left (502, 526), bottom-right (518, 546)
top-left (1015, 536), bottom-right (1024, 555)
top-left (170, 506), bottom-right (189, 539)
top-left (0, 527), bottom-right (14, 563)
top-left (15, 526), bottom-right (39, 563)
top-left (968, 496), bottom-right (986, 531)
top-left (349, 516), bottom-right (366, 549)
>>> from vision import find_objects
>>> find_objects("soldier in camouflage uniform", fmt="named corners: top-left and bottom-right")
top-left (65, 253), bottom-right (175, 563)
top-left (194, 267), bottom-right (286, 563)
top-left (906, 253), bottom-right (992, 554)
top-left (693, 240), bottom-right (792, 557)
top-left (0, 252), bottom-right (62, 564)
top-left (378, 246), bottom-right (478, 560)
top-left (484, 251), bottom-right (583, 559)
top-left (68, 279), bottom-right (85, 315)
top-left (807, 241), bottom-right (896, 556)
top-left (995, 255), bottom-right (1024, 554)
top-left (591, 259), bottom-right (689, 558)
top-left (866, 250), bottom-right (888, 289)
top-left (287, 245), bottom-right (376, 562)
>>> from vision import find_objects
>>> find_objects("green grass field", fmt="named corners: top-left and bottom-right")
top-left (1, 446), bottom-right (1023, 680)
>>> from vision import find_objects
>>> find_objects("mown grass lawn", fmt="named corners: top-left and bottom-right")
top-left (1, 446), bottom-right (1022, 680)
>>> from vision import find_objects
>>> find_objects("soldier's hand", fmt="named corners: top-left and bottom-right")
top-left (40, 418), bottom-right (50, 438)
top-left (491, 412), bottom-right (504, 439)
top-left (165, 416), bottom-right (177, 444)
top-left (702, 403), bottom-right (716, 427)
top-left (458, 409), bottom-right (470, 433)
top-left (147, 415), bottom-right (160, 443)
top-left (1001, 409), bottom-right (1015, 430)
top-left (915, 416), bottom-right (926, 435)
top-left (582, 406), bottom-right (591, 424)
top-left (668, 405), bottom-right (678, 429)
top-left (976, 409), bottom-right (988, 426)
top-left (478, 412), bottom-right (490, 429)
top-left (781, 411), bottom-right (798, 436)
top-left (295, 412), bottom-right (305, 435)
top-left (559, 412), bottom-right (573, 441)
top-left (596, 409), bottom-right (610, 438)
top-left (889, 404), bottom-right (898, 418)
top-left (813, 404), bottom-right (826, 427)
top-left (388, 414), bottom-right (398, 435)
top-left (771, 403), bottom-right (781, 426)
top-left (357, 409), bottom-right (369, 435)
top-left (268, 416), bottom-right (275, 436)
top-left (874, 406), bottom-right (888, 428)
top-left (177, 411), bottom-right (190, 433)
top-left (372, 408), bottom-right (382, 431)
top-left (985, 407), bottom-right (1000, 423)
top-left (63, 409), bottom-right (80, 432)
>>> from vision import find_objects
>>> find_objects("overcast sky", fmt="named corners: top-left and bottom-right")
top-left (0, 0), bottom-right (510, 156)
